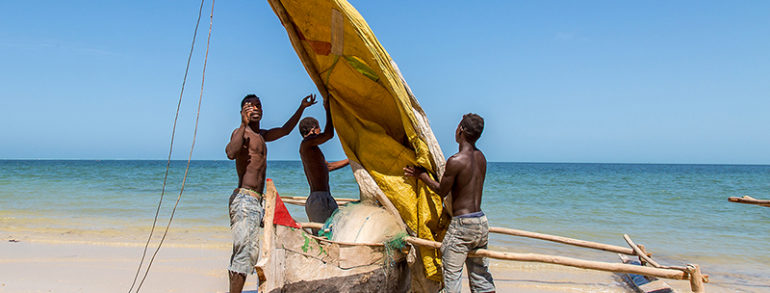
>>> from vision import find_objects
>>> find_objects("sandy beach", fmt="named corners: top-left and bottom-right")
top-left (2, 161), bottom-right (768, 293)
top-left (0, 238), bottom-right (625, 293)
top-left (0, 233), bottom-right (746, 293)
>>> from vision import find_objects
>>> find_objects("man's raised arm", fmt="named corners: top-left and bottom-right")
top-left (302, 96), bottom-right (336, 146)
top-left (225, 104), bottom-right (254, 159)
top-left (225, 128), bottom-right (246, 160)
top-left (262, 94), bottom-right (316, 142)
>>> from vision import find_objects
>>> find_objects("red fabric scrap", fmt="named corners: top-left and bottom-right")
top-left (272, 193), bottom-right (301, 229)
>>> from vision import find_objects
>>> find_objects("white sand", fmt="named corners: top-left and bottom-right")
top-left (0, 234), bottom-right (747, 292)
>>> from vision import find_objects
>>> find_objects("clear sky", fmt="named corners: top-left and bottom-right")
top-left (1, 1), bottom-right (769, 164)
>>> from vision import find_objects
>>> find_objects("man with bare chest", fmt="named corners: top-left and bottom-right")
top-left (404, 113), bottom-right (495, 293)
top-left (224, 94), bottom-right (316, 293)
top-left (298, 97), bottom-right (348, 233)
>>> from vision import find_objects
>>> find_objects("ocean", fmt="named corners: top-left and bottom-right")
top-left (1, 160), bottom-right (768, 289)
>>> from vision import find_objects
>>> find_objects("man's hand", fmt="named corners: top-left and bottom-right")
top-left (301, 94), bottom-right (317, 108)
top-left (241, 103), bottom-right (254, 126)
top-left (404, 165), bottom-right (427, 177)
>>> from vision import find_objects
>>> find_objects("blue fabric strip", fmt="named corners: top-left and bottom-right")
top-left (455, 211), bottom-right (485, 218)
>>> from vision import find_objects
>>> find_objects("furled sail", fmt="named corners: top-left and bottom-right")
top-left (267, 0), bottom-right (448, 281)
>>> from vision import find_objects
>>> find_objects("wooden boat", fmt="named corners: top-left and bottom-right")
top-left (255, 179), bottom-right (410, 292)
top-left (618, 254), bottom-right (677, 293)
top-left (728, 196), bottom-right (770, 207)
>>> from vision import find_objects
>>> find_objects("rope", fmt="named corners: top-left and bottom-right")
top-left (127, 0), bottom-right (205, 292)
top-left (132, 0), bottom-right (214, 292)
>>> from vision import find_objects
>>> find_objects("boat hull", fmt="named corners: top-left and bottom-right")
top-left (258, 225), bottom-right (409, 292)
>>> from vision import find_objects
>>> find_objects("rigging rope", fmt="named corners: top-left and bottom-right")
top-left (128, 0), bottom-right (213, 292)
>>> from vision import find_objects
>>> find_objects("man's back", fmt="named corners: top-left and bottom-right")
top-left (448, 148), bottom-right (487, 216)
top-left (404, 113), bottom-right (494, 293)
top-left (299, 142), bottom-right (330, 192)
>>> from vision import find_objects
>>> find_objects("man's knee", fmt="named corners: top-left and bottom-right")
top-left (229, 270), bottom-right (245, 279)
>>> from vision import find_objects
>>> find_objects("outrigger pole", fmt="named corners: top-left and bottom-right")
top-left (293, 218), bottom-right (710, 292)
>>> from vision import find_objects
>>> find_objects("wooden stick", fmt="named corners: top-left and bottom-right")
top-left (403, 237), bottom-right (690, 281)
top-left (687, 264), bottom-right (705, 292)
top-left (728, 196), bottom-right (770, 207)
top-left (281, 196), bottom-right (358, 202)
top-left (623, 234), bottom-right (689, 272)
top-left (489, 226), bottom-right (637, 256)
top-left (637, 244), bottom-right (649, 266)
top-left (624, 234), bottom-right (662, 267)
top-left (298, 222), bottom-right (324, 229)
top-left (280, 198), bottom-right (356, 207)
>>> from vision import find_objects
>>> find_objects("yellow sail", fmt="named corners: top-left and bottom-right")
top-left (267, 0), bottom-right (448, 281)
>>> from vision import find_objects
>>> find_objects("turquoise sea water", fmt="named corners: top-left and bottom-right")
top-left (1, 160), bottom-right (768, 288)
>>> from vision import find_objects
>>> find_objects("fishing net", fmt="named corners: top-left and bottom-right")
top-left (318, 203), bottom-right (410, 283)
top-left (318, 202), bottom-right (405, 244)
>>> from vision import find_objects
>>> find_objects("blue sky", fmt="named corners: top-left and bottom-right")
top-left (1, 1), bottom-right (769, 164)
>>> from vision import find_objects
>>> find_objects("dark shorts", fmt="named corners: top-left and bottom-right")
top-left (305, 191), bottom-right (338, 234)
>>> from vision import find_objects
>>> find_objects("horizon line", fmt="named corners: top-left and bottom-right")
top-left (2, 158), bottom-right (770, 166)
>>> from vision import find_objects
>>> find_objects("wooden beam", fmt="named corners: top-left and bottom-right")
top-left (281, 196), bottom-right (357, 202)
top-left (489, 226), bottom-right (638, 256)
top-left (280, 198), bottom-right (353, 207)
top-left (298, 222), bottom-right (324, 229)
top-left (256, 179), bottom-right (278, 268)
top-left (403, 236), bottom-right (690, 281)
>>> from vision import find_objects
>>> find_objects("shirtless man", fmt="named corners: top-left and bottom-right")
top-left (404, 113), bottom-right (495, 293)
top-left (298, 97), bottom-right (349, 234)
top-left (225, 93), bottom-right (316, 293)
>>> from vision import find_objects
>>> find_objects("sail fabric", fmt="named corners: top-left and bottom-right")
top-left (267, 0), bottom-right (448, 280)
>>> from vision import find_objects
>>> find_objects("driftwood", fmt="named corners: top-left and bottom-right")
top-left (728, 196), bottom-right (770, 207)
top-left (489, 226), bottom-right (638, 256)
